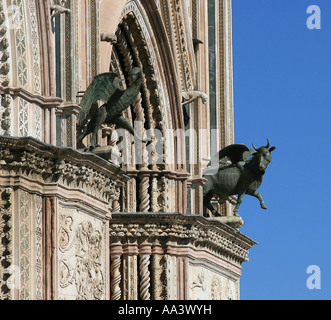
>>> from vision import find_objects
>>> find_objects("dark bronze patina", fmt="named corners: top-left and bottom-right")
top-left (203, 139), bottom-right (276, 217)
top-left (77, 67), bottom-right (143, 148)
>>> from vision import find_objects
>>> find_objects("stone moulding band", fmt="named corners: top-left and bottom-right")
top-left (0, 135), bottom-right (128, 179)
top-left (109, 212), bottom-right (257, 264)
top-left (0, 136), bottom-right (129, 212)
top-left (0, 86), bottom-right (63, 108)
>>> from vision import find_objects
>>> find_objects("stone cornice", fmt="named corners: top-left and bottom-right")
top-left (56, 102), bottom-right (81, 116)
top-left (0, 136), bottom-right (129, 210)
top-left (126, 168), bottom-right (190, 181)
top-left (0, 86), bottom-right (63, 108)
top-left (109, 212), bottom-right (257, 264)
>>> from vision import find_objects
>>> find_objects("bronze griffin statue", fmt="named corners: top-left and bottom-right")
top-left (77, 67), bottom-right (143, 149)
top-left (203, 139), bottom-right (276, 217)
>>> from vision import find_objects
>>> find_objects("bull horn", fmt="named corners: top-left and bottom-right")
top-left (252, 144), bottom-right (258, 151)
top-left (266, 138), bottom-right (270, 148)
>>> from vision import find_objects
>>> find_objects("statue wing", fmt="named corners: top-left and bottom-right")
top-left (209, 144), bottom-right (252, 166)
top-left (242, 147), bottom-right (255, 162)
top-left (79, 72), bottom-right (123, 124)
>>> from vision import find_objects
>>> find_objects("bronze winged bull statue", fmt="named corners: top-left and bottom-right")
top-left (203, 139), bottom-right (276, 217)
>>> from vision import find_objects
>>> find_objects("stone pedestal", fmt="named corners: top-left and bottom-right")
top-left (211, 216), bottom-right (245, 230)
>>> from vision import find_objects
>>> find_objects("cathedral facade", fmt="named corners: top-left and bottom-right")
top-left (0, 0), bottom-right (256, 300)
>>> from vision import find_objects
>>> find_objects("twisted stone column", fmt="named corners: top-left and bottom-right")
top-left (110, 243), bottom-right (123, 301)
top-left (139, 254), bottom-right (151, 300)
top-left (110, 254), bottom-right (122, 300)
top-left (139, 175), bottom-right (150, 212)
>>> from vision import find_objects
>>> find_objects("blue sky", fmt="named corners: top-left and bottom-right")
top-left (232, 0), bottom-right (331, 300)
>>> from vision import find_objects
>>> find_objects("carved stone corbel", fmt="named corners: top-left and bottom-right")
top-left (50, 0), bottom-right (71, 18)
top-left (182, 91), bottom-right (208, 106)
top-left (100, 33), bottom-right (117, 44)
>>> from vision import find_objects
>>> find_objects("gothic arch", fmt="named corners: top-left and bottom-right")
top-left (109, 1), bottom-right (188, 214)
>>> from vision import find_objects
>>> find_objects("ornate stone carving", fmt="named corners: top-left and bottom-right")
top-left (12, 0), bottom-right (28, 87)
top-left (19, 190), bottom-right (31, 300)
top-left (122, 254), bottom-right (138, 300)
top-left (0, 137), bottom-right (127, 212)
top-left (151, 254), bottom-right (167, 300)
top-left (0, 2), bottom-right (11, 136)
top-left (109, 212), bottom-right (256, 301)
top-left (138, 175), bottom-right (150, 212)
top-left (0, 0), bottom-right (10, 87)
top-left (34, 194), bottom-right (43, 300)
top-left (75, 221), bottom-right (104, 300)
top-left (27, 0), bottom-right (41, 94)
top-left (190, 266), bottom-right (239, 300)
top-left (110, 254), bottom-right (122, 300)
top-left (18, 98), bottom-right (29, 137)
top-left (139, 254), bottom-right (151, 300)
top-left (0, 94), bottom-right (12, 136)
top-left (182, 91), bottom-right (208, 106)
top-left (58, 206), bottom-right (107, 300)
top-left (100, 32), bottom-right (117, 44)
top-left (0, 187), bottom-right (12, 300)
top-left (110, 213), bottom-right (256, 264)
top-left (59, 214), bottom-right (74, 253)
top-left (167, 0), bottom-right (193, 90)
top-left (211, 275), bottom-right (222, 300)
top-left (59, 259), bottom-right (74, 289)
top-left (50, 0), bottom-right (71, 18)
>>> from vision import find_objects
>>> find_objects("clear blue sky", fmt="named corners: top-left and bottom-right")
top-left (232, 0), bottom-right (331, 300)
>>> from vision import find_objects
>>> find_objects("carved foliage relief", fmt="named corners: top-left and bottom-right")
top-left (0, 188), bottom-right (13, 300)
top-left (58, 204), bottom-right (107, 300)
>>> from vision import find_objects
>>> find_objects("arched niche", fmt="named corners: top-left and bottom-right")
top-left (107, 0), bottom-right (189, 214)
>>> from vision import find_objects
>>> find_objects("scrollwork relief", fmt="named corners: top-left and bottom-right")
top-left (75, 221), bottom-right (104, 300)
top-left (58, 211), bottom-right (106, 300)
top-left (59, 214), bottom-right (74, 253)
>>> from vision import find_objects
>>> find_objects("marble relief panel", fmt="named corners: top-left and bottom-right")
top-left (189, 264), bottom-right (239, 300)
top-left (57, 204), bottom-right (108, 300)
